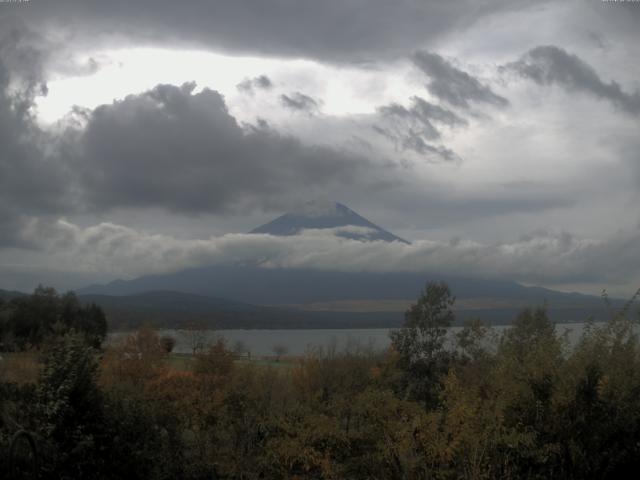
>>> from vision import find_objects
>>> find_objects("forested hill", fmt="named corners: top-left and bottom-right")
top-left (0, 289), bottom-right (26, 301)
top-left (3, 286), bottom-right (620, 331)
top-left (77, 290), bottom-right (403, 330)
top-left (78, 265), bottom-right (604, 306)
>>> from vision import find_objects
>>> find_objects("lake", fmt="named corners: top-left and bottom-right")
top-left (108, 321), bottom-right (626, 357)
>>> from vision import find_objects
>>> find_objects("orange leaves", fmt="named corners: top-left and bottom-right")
top-left (100, 325), bottom-right (168, 388)
top-left (193, 338), bottom-right (235, 379)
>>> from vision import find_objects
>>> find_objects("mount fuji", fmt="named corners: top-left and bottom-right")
top-left (250, 201), bottom-right (410, 244)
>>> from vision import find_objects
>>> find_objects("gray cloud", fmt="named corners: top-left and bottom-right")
top-left (400, 140), bottom-right (460, 163)
top-left (370, 180), bottom-right (575, 231)
top-left (378, 97), bottom-right (465, 138)
top-left (504, 45), bottom-right (640, 115)
top-left (16, 1), bottom-right (547, 63)
top-left (412, 51), bottom-right (508, 109)
top-left (280, 92), bottom-right (320, 114)
top-left (236, 75), bottom-right (273, 94)
top-left (375, 96), bottom-right (466, 161)
top-left (0, 27), bottom-right (73, 246)
top-left (0, 15), bottom-right (109, 87)
top-left (65, 82), bottom-right (373, 213)
top-left (0, 18), bottom-right (49, 94)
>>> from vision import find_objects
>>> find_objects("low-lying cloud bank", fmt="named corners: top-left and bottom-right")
top-left (15, 218), bottom-right (640, 290)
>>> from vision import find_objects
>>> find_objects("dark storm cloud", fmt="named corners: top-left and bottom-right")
top-left (412, 51), bottom-right (509, 110)
top-left (0, 26), bottom-right (72, 246)
top-left (0, 17), bottom-right (49, 92)
top-left (0, 208), bottom-right (29, 248)
top-left (15, 0), bottom-right (547, 62)
top-left (68, 83), bottom-right (371, 213)
top-left (0, 15), bottom-right (104, 85)
top-left (375, 96), bottom-right (465, 162)
top-left (505, 45), bottom-right (640, 115)
top-left (280, 92), bottom-right (320, 113)
top-left (236, 75), bottom-right (273, 94)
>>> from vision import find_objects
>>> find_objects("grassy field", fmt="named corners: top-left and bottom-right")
top-left (164, 353), bottom-right (194, 371)
top-left (166, 353), bottom-right (298, 371)
top-left (0, 351), bottom-right (41, 384)
top-left (0, 350), bottom-right (299, 386)
top-left (234, 356), bottom-right (298, 368)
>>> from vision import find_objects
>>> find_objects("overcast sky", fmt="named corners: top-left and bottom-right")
top-left (1, 0), bottom-right (639, 296)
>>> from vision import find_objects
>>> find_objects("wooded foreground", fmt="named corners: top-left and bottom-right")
top-left (1, 283), bottom-right (640, 479)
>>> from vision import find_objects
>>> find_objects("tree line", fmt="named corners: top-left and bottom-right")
top-left (0, 286), bottom-right (107, 351)
top-left (1, 282), bottom-right (640, 479)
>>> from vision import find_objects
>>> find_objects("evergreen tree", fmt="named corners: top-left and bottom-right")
top-left (390, 281), bottom-right (455, 408)
top-left (37, 334), bottom-right (106, 478)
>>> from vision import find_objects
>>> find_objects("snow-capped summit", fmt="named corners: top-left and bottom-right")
top-left (250, 201), bottom-right (410, 244)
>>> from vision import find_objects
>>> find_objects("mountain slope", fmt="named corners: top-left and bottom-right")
top-left (77, 265), bottom-right (615, 324)
top-left (79, 265), bottom-right (599, 305)
top-left (250, 201), bottom-right (410, 244)
top-left (0, 289), bottom-right (27, 301)
top-left (78, 290), bottom-right (403, 330)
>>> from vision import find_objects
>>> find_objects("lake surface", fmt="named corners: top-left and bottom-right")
top-left (108, 322), bottom-right (625, 357)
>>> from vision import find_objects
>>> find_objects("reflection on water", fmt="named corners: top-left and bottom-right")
top-left (108, 322), bottom-right (626, 357)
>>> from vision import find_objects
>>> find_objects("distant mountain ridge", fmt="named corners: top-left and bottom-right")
top-left (250, 201), bottom-right (410, 244)
top-left (77, 290), bottom-right (402, 330)
top-left (77, 265), bottom-right (618, 326)
top-left (0, 289), bottom-right (27, 301)
top-left (4, 282), bottom-right (618, 330)
top-left (79, 265), bottom-right (599, 305)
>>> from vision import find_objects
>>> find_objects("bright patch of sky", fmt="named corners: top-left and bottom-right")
top-left (35, 48), bottom-right (415, 124)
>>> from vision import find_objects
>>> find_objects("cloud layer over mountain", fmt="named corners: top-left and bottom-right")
top-left (10, 218), bottom-right (640, 291)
